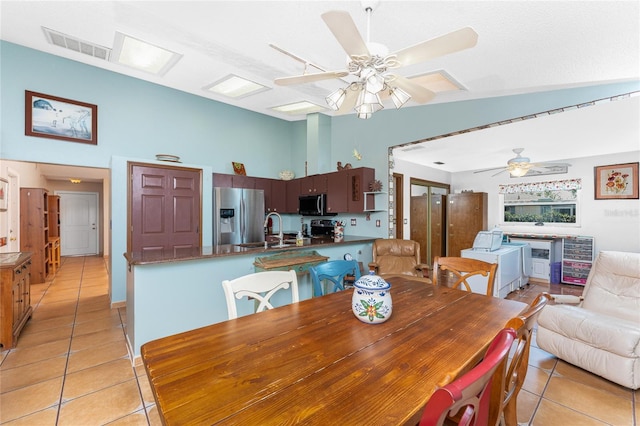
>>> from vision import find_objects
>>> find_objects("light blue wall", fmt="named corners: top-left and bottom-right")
top-left (1, 41), bottom-right (297, 177)
top-left (2, 41), bottom-right (638, 304)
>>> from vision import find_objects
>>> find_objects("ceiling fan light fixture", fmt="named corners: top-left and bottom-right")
top-left (326, 88), bottom-right (347, 111)
top-left (355, 90), bottom-right (383, 118)
top-left (509, 166), bottom-right (529, 177)
top-left (390, 87), bottom-right (411, 109)
top-left (365, 72), bottom-right (385, 93)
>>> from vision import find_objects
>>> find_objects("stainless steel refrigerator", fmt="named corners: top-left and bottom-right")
top-left (213, 187), bottom-right (265, 246)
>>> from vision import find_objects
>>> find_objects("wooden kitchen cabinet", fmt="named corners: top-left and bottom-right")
top-left (446, 192), bottom-right (487, 257)
top-left (212, 173), bottom-right (254, 189)
top-left (348, 167), bottom-right (375, 212)
top-left (299, 175), bottom-right (327, 195)
top-left (326, 170), bottom-right (349, 213)
top-left (325, 168), bottom-right (375, 213)
top-left (270, 180), bottom-right (287, 213)
top-left (285, 179), bottom-right (300, 213)
top-left (0, 252), bottom-right (33, 349)
top-left (20, 188), bottom-right (50, 284)
top-left (254, 178), bottom-right (287, 213)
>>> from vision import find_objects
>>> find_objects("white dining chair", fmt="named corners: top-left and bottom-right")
top-left (222, 270), bottom-right (299, 319)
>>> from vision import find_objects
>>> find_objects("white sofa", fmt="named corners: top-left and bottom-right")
top-left (536, 251), bottom-right (640, 390)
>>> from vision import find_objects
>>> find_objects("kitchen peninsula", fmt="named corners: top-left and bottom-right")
top-left (124, 236), bottom-right (376, 360)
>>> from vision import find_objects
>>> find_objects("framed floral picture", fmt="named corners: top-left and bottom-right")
top-left (594, 162), bottom-right (639, 200)
top-left (25, 90), bottom-right (97, 145)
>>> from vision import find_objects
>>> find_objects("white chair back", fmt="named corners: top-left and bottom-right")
top-left (222, 270), bottom-right (299, 319)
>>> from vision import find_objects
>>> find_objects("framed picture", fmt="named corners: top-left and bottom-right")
top-left (0, 177), bottom-right (7, 211)
top-left (232, 162), bottom-right (247, 176)
top-left (25, 90), bottom-right (97, 145)
top-left (594, 162), bottom-right (639, 200)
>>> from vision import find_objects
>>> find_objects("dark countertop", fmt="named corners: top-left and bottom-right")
top-left (124, 235), bottom-right (376, 266)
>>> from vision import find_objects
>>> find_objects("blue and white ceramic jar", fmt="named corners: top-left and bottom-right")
top-left (352, 272), bottom-right (392, 324)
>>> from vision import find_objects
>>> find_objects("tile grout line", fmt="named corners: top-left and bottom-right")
top-left (54, 256), bottom-right (83, 425)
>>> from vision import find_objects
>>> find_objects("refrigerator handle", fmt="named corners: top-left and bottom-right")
top-left (240, 197), bottom-right (245, 241)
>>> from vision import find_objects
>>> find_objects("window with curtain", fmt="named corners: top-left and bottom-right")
top-left (499, 179), bottom-right (582, 225)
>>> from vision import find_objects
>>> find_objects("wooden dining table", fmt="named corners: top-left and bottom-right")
top-left (141, 275), bottom-right (526, 425)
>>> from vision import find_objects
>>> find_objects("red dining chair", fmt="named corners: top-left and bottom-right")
top-left (420, 327), bottom-right (516, 426)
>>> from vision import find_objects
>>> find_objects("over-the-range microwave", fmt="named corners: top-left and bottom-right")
top-left (299, 194), bottom-right (336, 216)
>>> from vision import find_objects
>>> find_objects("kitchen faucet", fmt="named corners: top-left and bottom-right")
top-left (263, 212), bottom-right (284, 248)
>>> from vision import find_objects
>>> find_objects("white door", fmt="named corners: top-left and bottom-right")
top-left (59, 191), bottom-right (98, 256)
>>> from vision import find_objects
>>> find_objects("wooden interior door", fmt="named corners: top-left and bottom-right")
top-left (430, 194), bottom-right (445, 262)
top-left (393, 173), bottom-right (403, 239)
top-left (130, 163), bottom-right (202, 257)
top-left (410, 195), bottom-right (428, 263)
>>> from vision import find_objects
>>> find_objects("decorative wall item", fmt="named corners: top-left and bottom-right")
top-left (279, 170), bottom-right (295, 180)
top-left (594, 162), bottom-right (639, 200)
top-left (0, 177), bottom-right (7, 211)
top-left (232, 162), bottom-right (246, 175)
top-left (25, 91), bottom-right (97, 144)
top-left (369, 180), bottom-right (383, 192)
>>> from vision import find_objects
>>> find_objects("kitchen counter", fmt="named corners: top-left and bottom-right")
top-left (124, 236), bottom-right (377, 359)
top-left (124, 235), bottom-right (375, 265)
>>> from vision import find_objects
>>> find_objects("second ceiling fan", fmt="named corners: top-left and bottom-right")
top-left (274, 2), bottom-right (478, 118)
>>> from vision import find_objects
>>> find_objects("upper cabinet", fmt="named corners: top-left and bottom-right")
top-left (299, 174), bottom-right (328, 195)
top-left (212, 167), bottom-right (376, 214)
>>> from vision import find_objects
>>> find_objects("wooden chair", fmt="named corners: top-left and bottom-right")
top-left (221, 270), bottom-right (299, 319)
top-left (420, 328), bottom-right (517, 426)
top-left (368, 239), bottom-right (430, 277)
top-left (309, 260), bottom-right (361, 297)
top-left (432, 256), bottom-right (498, 297)
top-left (490, 292), bottom-right (550, 426)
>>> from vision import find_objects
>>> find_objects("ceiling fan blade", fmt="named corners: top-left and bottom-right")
top-left (531, 162), bottom-right (572, 168)
top-left (491, 169), bottom-right (509, 177)
top-left (321, 11), bottom-right (370, 58)
top-left (392, 27), bottom-right (478, 67)
top-left (389, 75), bottom-right (436, 103)
top-left (274, 70), bottom-right (349, 86)
top-left (474, 167), bottom-right (507, 174)
top-left (337, 87), bottom-right (359, 114)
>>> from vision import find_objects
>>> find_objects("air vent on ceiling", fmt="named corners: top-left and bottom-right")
top-left (42, 27), bottom-right (111, 60)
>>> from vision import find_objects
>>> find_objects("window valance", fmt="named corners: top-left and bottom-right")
top-left (498, 179), bottom-right (582, 194)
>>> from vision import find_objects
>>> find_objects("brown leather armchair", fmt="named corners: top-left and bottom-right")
top-left (368, 239), bottom-right (430, 277)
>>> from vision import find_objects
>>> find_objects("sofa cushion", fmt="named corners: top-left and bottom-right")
top-left (581, 251), bottom-right (640, 323)
top-left (538, 304), bottom-right (640, 358)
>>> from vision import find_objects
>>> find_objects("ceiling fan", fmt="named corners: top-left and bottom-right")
top-left (274, 2), bottom-right (478, 118)
top-left (474, 148), bottom-right (572, 177)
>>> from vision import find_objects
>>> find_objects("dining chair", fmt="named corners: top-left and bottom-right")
top-left (490, 292), bottom-right (550, 426)
top-left (420, 327), bottom-right (517, 426)
top-left (432, 256), bottom-right (498, 297)
top-left (221, 270), bottom-right (299, 319)
top-left (368, 238), bottom-right (430, 277)
top-left (309, 259), bottom-right (361, 297)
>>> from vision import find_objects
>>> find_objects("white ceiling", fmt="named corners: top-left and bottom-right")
top-left (1, 1), bottom-right (638, 122)
top-left (393, 95), bottom-right (640, 173)
top-left (1, 1), bottom-right (639, 179)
